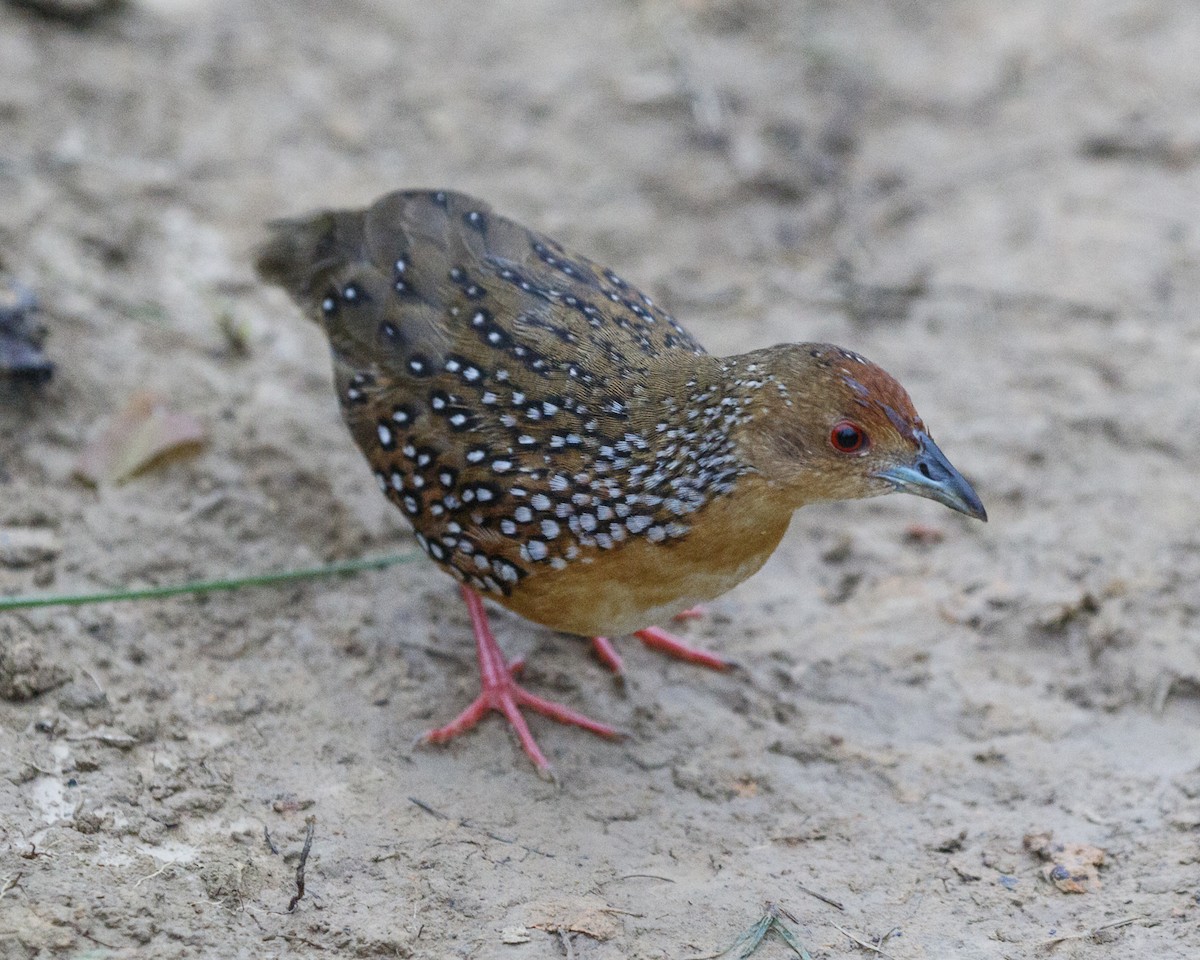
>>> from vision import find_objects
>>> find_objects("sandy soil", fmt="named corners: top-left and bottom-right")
top-left (2, 0), bottom-right (1200, 956)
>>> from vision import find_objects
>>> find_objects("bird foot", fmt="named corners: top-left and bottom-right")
top-left (590, 626), bottom-right (732, 676)
top-left (421, 587), bottom-right (621, 774)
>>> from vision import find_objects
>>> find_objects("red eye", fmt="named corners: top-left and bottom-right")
top-left (830, 420), bottom-right (867, 453)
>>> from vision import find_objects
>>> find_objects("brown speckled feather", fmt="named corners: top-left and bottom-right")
top-left (258, 190), bottom-right (751, 615)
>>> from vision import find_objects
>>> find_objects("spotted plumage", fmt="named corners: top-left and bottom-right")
top-left (258, 189), bottom-right (985, 772)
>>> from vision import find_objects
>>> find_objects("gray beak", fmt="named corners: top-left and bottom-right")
top-left (876, 431), bottom-right (987, 521)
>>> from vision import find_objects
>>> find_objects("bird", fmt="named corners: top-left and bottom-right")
top-left (256, 189), bottom-right (986, 775)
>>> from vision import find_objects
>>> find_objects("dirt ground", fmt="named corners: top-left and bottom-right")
top-left (2, 0), bottom-right (1199, 956)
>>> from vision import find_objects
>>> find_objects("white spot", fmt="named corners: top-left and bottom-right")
top-left (377, 424), bottom-right (393, 447)
top-left (530, 493), bottom-right (552, 511)
top-left (514, 506), bottom-right (533, 523)
top-left (526, 541), bottom-right (548, 561)
top-left (540, 519), bottom-right (560, 539)
top-left (493, 460), bottom-right (513, 473)
top-left (466, 449), bottom-right (486, 463)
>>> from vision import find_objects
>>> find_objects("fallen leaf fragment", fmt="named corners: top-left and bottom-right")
top-left (74, 391), bottom-right (207, 485)
top-left (527, 897), bottom-right (620, 941)
top-left (499, 926), bottom-right (531, 945)
top-left (1024, 831), bottom-right (1105, 893)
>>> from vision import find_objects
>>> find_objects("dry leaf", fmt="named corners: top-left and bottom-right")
top-left (75, 391), bottom-right (207, 485)
top-left (527, 897), bottom-right (620, 941)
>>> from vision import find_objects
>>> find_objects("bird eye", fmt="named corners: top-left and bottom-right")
top-left (830, 420), bottom-right (868, 454)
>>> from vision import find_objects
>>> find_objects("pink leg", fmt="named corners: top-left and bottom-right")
top-left (634, 626), bottom-right (732, 671)
top-left (590, 636), bottom-right (625, 674)
top-left (672, 605), bottom-right (708, 622)
top-left (589, 625), bottom-right (733, 675)
top-left (422, 586), bottom-right (621, 774)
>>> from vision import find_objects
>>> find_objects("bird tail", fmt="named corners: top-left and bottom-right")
top-left (255, 208), bottom-right (366, 315)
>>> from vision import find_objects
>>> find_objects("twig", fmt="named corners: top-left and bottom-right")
top-left (408, 796), bottom-right (554, 858)
top-left (287, 816), bottom-right (316, 912)
top-left (557, 929), bottom-right (575, 960)
top-left (263, 933), bottom-right (327, 950)
top-left (264, 826), bottom-right (279, 855)
top-left (133, 862), bottom-right (171, 888)
top-left (796, 882), bottom-right (844, 911)
top-left (0, 872), bottom-right (24, 900)
top-left (830, 921), bottom-right (896, 959)
top-left (408, 796), bottom-right (449, 820)
top-left (597, 873), bottom-right (677, 887)
top-left (0, 551), bottom-right (419, 611)
top-left (1039, 915), bottom-right (1146, 947)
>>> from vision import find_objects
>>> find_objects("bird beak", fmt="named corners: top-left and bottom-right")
top-left (876, 431), bottom-right (987, 521)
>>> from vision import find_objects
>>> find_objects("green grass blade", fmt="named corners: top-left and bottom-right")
top-left (0, 551), bottom-right (419, 611)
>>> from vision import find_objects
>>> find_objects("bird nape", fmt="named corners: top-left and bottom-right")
top-left (257, 188), bottom-right (986, 776)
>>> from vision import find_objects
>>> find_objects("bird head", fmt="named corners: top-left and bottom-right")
top-left (734, 343), bottom-right (986, 520)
